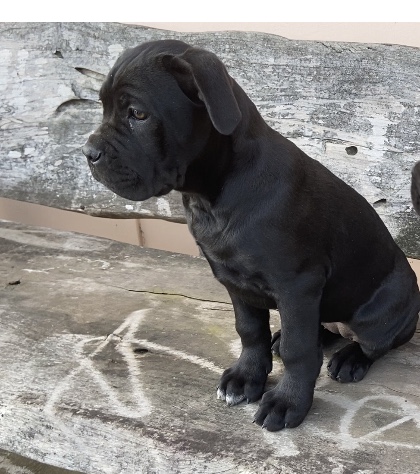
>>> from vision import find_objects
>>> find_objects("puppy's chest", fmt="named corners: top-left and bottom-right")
top-left (206, 249), bottom-right (276, 308)
top-left (184, 199), bottom-right (276, 307)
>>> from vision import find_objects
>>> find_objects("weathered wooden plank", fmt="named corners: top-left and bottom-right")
top-left (0, 23), bottom-right (419, 255)
top-left (1, 220), bottom-right (420, 473)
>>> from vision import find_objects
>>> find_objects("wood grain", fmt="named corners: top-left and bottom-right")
top-left (0, 23), bottom-right (419, 255)
top-left (1, 220), bottom-right (419, 473)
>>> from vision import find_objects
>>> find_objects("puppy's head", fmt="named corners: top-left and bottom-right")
top-left (83, 40), bottom-right (242, 201)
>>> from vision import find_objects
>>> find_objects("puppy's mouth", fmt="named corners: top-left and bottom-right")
top-left (89, 164), bottom-right (144, 201)
top-left (89, 162), bottom-right (175, 202)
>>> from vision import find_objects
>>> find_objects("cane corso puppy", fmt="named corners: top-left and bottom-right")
top-left (83, 40), bottom-right (420, 431)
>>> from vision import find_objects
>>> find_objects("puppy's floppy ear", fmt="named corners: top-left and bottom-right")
top-left (162, 48), bottom-right (242, 135)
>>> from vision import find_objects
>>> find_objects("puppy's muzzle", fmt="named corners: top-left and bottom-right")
top-left (82, 143), bottom-right (103, 165)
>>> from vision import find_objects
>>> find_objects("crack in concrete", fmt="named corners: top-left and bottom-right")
top-left (365, 382), bottom-right (420, 399)
top-left (107, 284), bottom-right (232, 307)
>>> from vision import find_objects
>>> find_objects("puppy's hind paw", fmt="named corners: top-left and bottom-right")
top-left (327, 342), bottom-right (373, 383)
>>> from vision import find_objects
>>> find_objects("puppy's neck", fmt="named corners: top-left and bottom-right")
top-left (177, 98), bottom-right (272, 204)
top-left (176, 128), bottom-right (234, 202)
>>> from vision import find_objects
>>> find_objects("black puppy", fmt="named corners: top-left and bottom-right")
top-left (83, 40), bottom-right (420, 431)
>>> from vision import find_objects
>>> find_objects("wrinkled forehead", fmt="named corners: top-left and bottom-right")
top-left (99, 59), bottom-right (157, 103)
top-left (99, 39), bottom-right (190, 99)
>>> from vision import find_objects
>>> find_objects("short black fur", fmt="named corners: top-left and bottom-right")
top-left (83, 40), bottom-right (420, 431)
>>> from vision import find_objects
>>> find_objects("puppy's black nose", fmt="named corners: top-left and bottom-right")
top-left (82, 143), bottom-right (102, 164)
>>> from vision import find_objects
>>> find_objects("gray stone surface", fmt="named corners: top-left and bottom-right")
top-left (1, 220), bottom-right (419, 473)
top-left (0, 449), bottom-right (84, 474)
top-left (0, 23), bottom-right (419, 256)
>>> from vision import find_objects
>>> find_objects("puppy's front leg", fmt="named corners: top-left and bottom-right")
top-left (253, 286), bottom-right (323, 431)
top-left (217, 293), bottom-right (272, 405)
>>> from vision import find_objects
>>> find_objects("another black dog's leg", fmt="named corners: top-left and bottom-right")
top-left (327, 342), bottom-right (373, 383)
top-left (271, 325), bottom-right (341, 355)
top-left (254, 279), bottom-right (324, 431)
top-left (217, 293), bottom-right (272, 405)
top-left (411, 161), bottom-right (420, 214)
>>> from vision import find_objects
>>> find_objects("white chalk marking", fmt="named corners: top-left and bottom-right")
top-left (44, 307), bottom-right (225, 436)
top-left (314, 391), bottom-right (420, 451)
top-left (339, 394), bottom-right (420, 450)
top-left (23, 268), bottom-right (54, 273)
top-left (44, 310), bottom-right (153, 421)
top-left (114, 310), bottom-right (224, 374)
top-left (261, 432), bottom-right (300, 458)
top-left (129, 338), bottom-right (224, 375)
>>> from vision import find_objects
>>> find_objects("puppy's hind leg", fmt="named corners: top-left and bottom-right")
top-left (327, 342), bottom-right (373, 383)
top-left (327, 261), bottom-right (420, 384)
top-left (271, 325), bottom-right (341, 356)
top-left (327, 304), bottom-right (419, 384)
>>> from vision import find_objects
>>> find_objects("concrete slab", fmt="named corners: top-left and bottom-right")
top-left (0, 220), bottom-right (419, 474)
top-left (0, 448), bottom-right (84, 474)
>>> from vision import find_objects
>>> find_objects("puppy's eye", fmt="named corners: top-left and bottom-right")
top-left (130, 109), bottom-right (148, 121)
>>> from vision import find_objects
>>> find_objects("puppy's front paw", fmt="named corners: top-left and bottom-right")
top-left (217, 354), bottom-right (272, 406)
top-left (253, 386), bottom-right (312, 431)
top-left (216, 386), bottom-right (247, 406)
